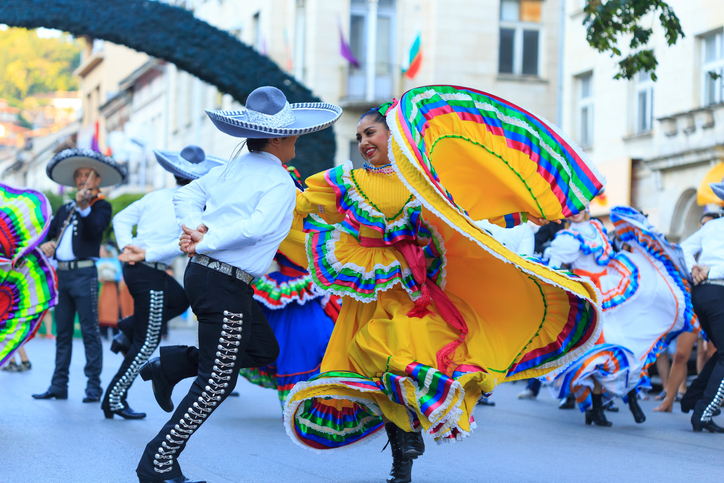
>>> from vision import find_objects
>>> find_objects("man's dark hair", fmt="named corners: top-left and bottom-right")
top-left (247, 138), bottom-right (271, 152)
top-left (174, 175), bottom-right (192, 186)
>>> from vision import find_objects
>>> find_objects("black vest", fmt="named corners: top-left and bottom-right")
top-left (46, 199), bottom-right (112, 260)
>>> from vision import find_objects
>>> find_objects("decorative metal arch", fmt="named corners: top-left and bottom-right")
top-left (0, 0), bottom-right (335, 177)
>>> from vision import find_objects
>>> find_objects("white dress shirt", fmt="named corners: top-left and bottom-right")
top-left (113, 187), bottom-right (183, 266)
top-left (681, 217), bottom-right (724, 280)
top-left (55, 203), bottom-right (91, 261)
top-left (173, 150), bottom-right (296, 277)
top-left (475, 220), bottom-right (535, 256)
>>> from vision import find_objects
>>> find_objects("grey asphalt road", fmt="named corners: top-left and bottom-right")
top-left (1, 328), bottom-right (722, 483)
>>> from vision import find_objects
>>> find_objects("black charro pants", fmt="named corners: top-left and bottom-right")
top-left (102, 263), bottom-right (189, 413)
top-left (136, 261), bottom-right (279, 480)
top-left (684, 284), bottom-right (724, 422)
top-left (49, 266), bottom-right (103, 398)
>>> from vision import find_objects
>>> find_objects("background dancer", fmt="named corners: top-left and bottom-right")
top-left (546, 206), bottom-right (695, 427)
top-left (679, 182), bottom-right (724, 433)
top-left (101, 146), bottom-right (224, 420)
top-left (33, 149), bottom-right (126, 403)
top-left (135, 86), bottom-right (341, 483)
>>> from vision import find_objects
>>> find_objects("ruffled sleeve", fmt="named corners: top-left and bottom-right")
top-left (544, 232), bottom-right (582, 269)
top-left (488, 212), bottom-right (528, 229)
top-left (279, 170), bottom-right (345, 268)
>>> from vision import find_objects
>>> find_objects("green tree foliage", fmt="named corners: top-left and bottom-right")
top-left (0, 0), bottom-right (336, 178)
top-left (0, 27), bottom-right (81, 106)
top-left (105, 193), bottom-right (145, 243)
top-left (584, 0), bottom-right (684, 81)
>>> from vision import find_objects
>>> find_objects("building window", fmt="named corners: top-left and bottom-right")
top-left (252, 12), bottom-right (262, 52)
top-left (499, 0), bottom-right (542, 76)
top-left (702, 30), bottom-right (724, 106)
top-left (577, 72), bottom-right (593, 148)
top-left (635, 72), bottom-right (654, 133)
top-left (347, 0), bottom-right (396, 100)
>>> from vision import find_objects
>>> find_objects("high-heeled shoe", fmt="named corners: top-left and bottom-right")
top-left (627, 389), bottom-right (646, 423)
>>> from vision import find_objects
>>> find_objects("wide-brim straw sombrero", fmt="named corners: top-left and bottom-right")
top-left (206, 86), bottom-right (342, 139)
top-left (153, 145), bottom-right (226, 180)
top-left (46, 149), bottom-right (127, 188)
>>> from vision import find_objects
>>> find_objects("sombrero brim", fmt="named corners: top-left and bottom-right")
top-left (153, 150), bottom-right (226, 180)
top-left (46, 149), bottom-right (127, 188)
top-left (710, 182), bottom-right (724, 202)
top-left (206, 102), bottom-right (342, 139)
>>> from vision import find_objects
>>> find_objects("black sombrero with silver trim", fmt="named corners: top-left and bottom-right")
top-left (46, 148), bottom-right (128, 188)
top-left (153, 145), bottom-right (226, 180)
top-left (205, 86), bottom-right (342, 139)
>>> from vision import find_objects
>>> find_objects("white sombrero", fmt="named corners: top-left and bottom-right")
top-left (711, 181), bottom-right (724, 202)
top-left (46, 149), bottom-right (127, 188)
top-left (205, 86), bottom-right (342, 139)
top-left (153, 145), bottom-right (226, 180)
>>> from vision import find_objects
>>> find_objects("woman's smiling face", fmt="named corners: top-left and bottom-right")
top-left (356, 116), bottom-right (390, 166)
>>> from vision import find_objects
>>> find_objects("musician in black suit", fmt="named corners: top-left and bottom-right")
top-left (32, 149), bottom-right (127, 403)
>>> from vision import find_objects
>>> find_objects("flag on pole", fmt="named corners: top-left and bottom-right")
top-left (338, 20), bottom-right (360, 68)
top-left (284, 28), bottom-right (293, 72)
top-left (403, 32), bottom-right (423, 79)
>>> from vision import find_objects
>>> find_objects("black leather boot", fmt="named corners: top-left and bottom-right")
top-left (110, 332), bottom-right (131, 355)
top-left (385, 423), bottom-right (413, 483)
top-left (627, 389), bottom-right (646, 423)
top-left (585, 393), bottom-right (612, 427)
top-left (692, 400), bottom-right (724, 433)
top-left (559, 394), bottom-right (575, 409)
top-left (139, 357), bottom-right (175, 412)
top-left (403, 430), bottom-right (425, 459)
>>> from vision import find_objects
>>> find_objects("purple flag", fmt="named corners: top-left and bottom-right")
top-left (339, 24), bottom-right (360, 68)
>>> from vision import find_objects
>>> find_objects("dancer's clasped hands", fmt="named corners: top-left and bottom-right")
top-left (179, 224), bottom-right (207, 256)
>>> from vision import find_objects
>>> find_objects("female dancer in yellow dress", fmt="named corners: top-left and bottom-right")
top-left (281, 86), bottom-right (605, 483)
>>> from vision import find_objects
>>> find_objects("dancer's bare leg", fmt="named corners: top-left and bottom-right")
top-left (655, 331), bottom-right (696, 412)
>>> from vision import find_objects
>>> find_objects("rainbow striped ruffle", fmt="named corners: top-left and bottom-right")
top-left (303, 163), bottom-right (446, 303)
top-left (387, 85), bottom-right (604, 222)
top-left (506, 290), bottom-right (600, 379)
top-left (253, 271), bottom-right (322, 310)
top-left (1, 183), bottom-right (52, 265)
top-left (1, 248), bottom-right (58, 367)
top-left (549, 343), bottom-right (642, 411)
top-left (285, 362), bottom-right (486, 450)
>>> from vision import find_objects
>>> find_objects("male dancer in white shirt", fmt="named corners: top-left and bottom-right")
top-left (101, 146), bottom-right (224, 420)
top-left (679, 182), bottom-right (724, 433)
top-left (135, 86), bottom-right (341, 483)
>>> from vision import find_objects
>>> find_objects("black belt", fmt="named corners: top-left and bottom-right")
top-left (56, 259), bottom-right (95, 271)
top-left (191, 254), bottom-right (255, 284)
top-left (700, 279), bottom-right (724, 287)
top-left (140, 261), bottom-right (169, 272)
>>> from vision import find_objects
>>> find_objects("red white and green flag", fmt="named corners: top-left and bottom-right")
top-left (403, 32), bottom-right (423, 79)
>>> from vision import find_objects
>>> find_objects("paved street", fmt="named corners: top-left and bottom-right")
top-left (2, 328), bottom-right (722, 483)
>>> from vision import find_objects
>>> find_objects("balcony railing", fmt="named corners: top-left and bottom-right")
top-left (339, 61), bottom-right (398, 108)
